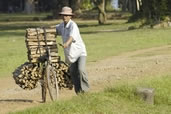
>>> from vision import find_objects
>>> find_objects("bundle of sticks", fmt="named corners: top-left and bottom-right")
top-left (13, 62), bottom-right (41, 90)
top-left (13, 62), bottom-right (73, 90)
top-left (25, 27), bottom-right (59, 63)
top-left (13, 27), bottom-right (73, 90)
top-left (52, 62), bottom-right (73, 89)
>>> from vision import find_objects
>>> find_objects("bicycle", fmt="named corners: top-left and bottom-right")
top-left (38, 28), bottom-right (59, 102)
top-left (13, 27), bottom-right (72, 103)
top-left (39, 49), bottom-right (58, 102)
top-left (39, 28), bottom-right (72, 102)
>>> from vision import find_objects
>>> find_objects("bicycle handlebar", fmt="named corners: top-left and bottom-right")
top-left (58, 43), bottom-right (64, 48)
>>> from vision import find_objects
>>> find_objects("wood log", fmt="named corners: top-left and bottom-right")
top-left (29, 53), bottom-right (58, 58)
top-left (27, 45), bottom-right (57, 50)
top-left (26, 34), bottom-right (55, 39)
top-left (13, 62), bottom-right (41, 90)
top-left (26, 37), bottom-right (56, 42)
top-left (27, 41), bottom-right (56, 46)
top-left (26, 28), bottom-right (56, 35)
top-left (28, 48), bottom-right (57, 53)
top-left (13, 61), bottom-right (73, 90)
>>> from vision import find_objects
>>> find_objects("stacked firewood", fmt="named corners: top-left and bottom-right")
top-left (13, 27), bottom-right (73, 90)
top-left (25, 28), bottom-right (59, 63)
top-left (13, 62), bottom-right (73, 90)
top-left (13, 62), bottom-right (41, 90)
top-left (52, 62), bottom-right (73, 89)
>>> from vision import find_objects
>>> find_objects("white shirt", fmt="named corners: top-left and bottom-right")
top-left (56, 19), bottom-right (87, 63)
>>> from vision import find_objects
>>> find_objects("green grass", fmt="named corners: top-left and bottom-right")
top-left (84, 27), bottom-right (171, 62)
top-left (1, 13), bottom-right (171, 114)
top-left (11, 75), bottom-right (171, 114)
top-left (1, 13), bottom-right (171, 77)
top-left (0, 37), bottom-right (27, 76)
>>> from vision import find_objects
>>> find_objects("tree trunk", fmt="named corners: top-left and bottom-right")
top-left (141, 0), bottom-right (151, 19)
top-left (122, 0), bottom-right (128, 11)
top-left (93, 0), bottom-right (107, 24)
top-left (136, 0), bottom-right (142, 11)
top-left (71, 0), bottom-right (82, 15)
top-left (24, 0), bottom-right (35, 14)
top-left (52, 0), bottom-right (69, 18)
top-left (128, 0), bottom-right (137, 14)
top-left (105, 0), bottom-right (112, 11)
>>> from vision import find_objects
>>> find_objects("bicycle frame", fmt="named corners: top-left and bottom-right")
top-left (40, 28), bottom-right (59, 102)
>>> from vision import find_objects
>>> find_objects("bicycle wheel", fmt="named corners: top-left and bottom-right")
top-left (41, 66), bottom-right (47, 103)
top-left (46, 64), bottom-right (59, 101)
top-left (41, 79), bottom-right (47, 103)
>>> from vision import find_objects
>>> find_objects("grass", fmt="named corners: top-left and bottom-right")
top-left (1, 13), bottom-right (171, 114)
top-left (84, 27), bottom-right (171, 62)
top-left (1, 13), bottom-right (171, 77)
top-left (11, 75), bottom-right (171, 114)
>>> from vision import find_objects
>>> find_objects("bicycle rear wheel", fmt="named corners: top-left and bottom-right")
top-left (46, 64), bottom-right (59, 101)
top-left (41, 79), bottom-right (47, 103)
top-left (41, 66), bottom-right (47, 103)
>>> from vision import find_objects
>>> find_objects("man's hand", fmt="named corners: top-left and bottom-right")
top-left (63, 36), bottom-right (73, 48)
top-left (63, 43), bottom-right (68, 48)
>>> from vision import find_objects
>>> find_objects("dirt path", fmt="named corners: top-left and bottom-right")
top-left (1, 45), bottom-right (171, 114)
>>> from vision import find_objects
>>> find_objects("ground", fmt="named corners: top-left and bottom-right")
top-left (0, 45), bottom-right (171, 114)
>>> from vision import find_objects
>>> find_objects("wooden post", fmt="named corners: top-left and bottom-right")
top-left (136, 87), bottom-right (155, 104)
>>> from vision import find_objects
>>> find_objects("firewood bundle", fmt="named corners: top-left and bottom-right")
top-left (52, 62), bottom-right (73, 89)
top-left (13, 27), bottom-right (73, 90)
top-left (25, 28), bottom-right (59, 63)
top-left (13, 62), bottom-right (41, 90)
top-left (13, 61), bottom-right (73, 90)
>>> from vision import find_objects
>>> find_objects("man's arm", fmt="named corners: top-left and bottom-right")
top-left (63, 36), bottom-right (73, 48)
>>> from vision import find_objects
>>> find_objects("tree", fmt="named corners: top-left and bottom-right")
top-left (52, 0), bottom-right (69, 18)
top-left (93, 0), bottom-right (107, 24)
top-left (105, 0), bottom-right (113, 11)
top-left (70, 0), bottom-right (82, 15)
top-left (51, 0), bottom-right (83, 18)
top-left (140, 0), bottom-right (168, 21)
top-left (24, 0), bottom-right (35, 14)
top-left (82, 0), bottom-right (93, 10)
top-left (119, 0), bottom-right (138, 14)
top-left (128, 0), bottom-right (171, 26)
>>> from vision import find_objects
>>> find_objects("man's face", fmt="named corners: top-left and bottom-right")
top-left (62, 15), bottom-right (71, 24)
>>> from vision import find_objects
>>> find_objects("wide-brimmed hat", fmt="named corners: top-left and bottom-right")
top-left (59, 6), bottom-right (74, 16)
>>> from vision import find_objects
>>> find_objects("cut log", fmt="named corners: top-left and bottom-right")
top-left (27, 34), bottom-right (55, 39)
top-left (27, 41), bottom-right (56, 46)
top-left (26, 28), bottom-right (56, 36)
top-left (13, 62), bottom-right (41, 90)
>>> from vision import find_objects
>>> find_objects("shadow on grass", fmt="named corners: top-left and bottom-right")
top-left (78, 22), bottom-right (124, 28)
top-left (0, 31), bottom-right (25, 37)
top-left (81, 29), bottom-right (128, 34)
top-left (0, 25), bottom-right (39, 31)
top-left (0, 20), bottom-right (129, 36)
top-left (0, 99), bottom-right (42, 103)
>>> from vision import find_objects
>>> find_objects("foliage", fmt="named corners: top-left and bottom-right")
top-left (130, 0), bottom-right (170, 24)
top-left (81, 0), bottom-right (93, 10)
top-left (105, 0), bottom-right (114, 11)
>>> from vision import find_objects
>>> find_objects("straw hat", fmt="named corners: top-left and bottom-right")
top-left (59, 6), bottom-right (74, 16)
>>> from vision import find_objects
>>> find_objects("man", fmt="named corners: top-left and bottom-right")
top-left (56, 6), bottom-right (89, 94)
